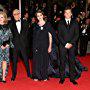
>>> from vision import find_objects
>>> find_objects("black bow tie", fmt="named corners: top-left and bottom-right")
top-left (16, 20), bottom-right (20, 22)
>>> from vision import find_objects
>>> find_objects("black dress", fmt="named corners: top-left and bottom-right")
top-left (32, 22), bottom-right (52, 80)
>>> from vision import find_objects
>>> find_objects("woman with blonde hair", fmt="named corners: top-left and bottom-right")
top-left (0, 11), bottom-right (13, 83)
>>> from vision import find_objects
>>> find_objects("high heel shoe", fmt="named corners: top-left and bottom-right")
top-left (0, 78), bottom-right (2, 82)
top-left (2, 80), bottom-right (6, 83)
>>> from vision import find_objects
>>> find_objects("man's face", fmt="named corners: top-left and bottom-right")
top-left (64, 9), bottom-right (72, 19)
top-left (13, 11), bottom-right (21, 21)
top-left (25, 13), bottom-right (29, 19)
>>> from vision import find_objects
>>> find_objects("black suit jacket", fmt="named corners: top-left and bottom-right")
top-left (9, 19), bottom-right (29, 50)
top-left (58, 19), bottom-right (79, 47)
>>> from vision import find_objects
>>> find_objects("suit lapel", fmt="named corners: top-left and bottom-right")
top-left (63, 19), bottom-right (74, 30)
top-left (69, 19), bottom-right (73, 30)
top-left (13, 21), bottom-right (19, 33)
top-left (20, 19), bottom-right (22, 34)
top-left (14, 20), bottom-right (21, 34)
top-left (63, 20), bottom-right (70, 30)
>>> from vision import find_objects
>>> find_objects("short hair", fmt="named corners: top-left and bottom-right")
top-left (13, 9), bottom-right (20, 15)
top-left (35, 10), bottom-right (45, 17)
top-left (0, 11), bottom-right (8, 24)
top-left (64, 6), bottom-right (72, 13)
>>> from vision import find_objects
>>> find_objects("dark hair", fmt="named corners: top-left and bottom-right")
top-left (35, 10), bottom-right (47, 21)
top-left (35, 9), bottom-right (45, 17)
top-left (64, 6), bottom-right (72, 13)
top-left (24, 11), bottom-right (29, 15)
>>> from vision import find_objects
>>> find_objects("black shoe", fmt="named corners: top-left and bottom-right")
top-left (59, 79), bottom-right (65, 84)
top-left (0, 78), bottom-right (2, 82)
top-left (11, 77), bottom-right (15, 81)
top-left (70, 80), bottom-right (78, 85)
top-left (79, 54), bottom-right (86, 57)
top-left (43, 77), bottom-right (49, 81)
top-left (11, 74), bottom-right (16, 81)
top-left (27, 74), bottom-right (32, 78)
top-left (83, 67), bottom-right (88, 71)
top-left (2, 80), bottom-right (6, 83)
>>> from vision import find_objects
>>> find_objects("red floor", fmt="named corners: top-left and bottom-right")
top-left (0, 54), bottom-right (90, 90)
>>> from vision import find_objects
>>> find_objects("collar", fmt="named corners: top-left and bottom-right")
top-left (65, 18), bottom-right (71, 24)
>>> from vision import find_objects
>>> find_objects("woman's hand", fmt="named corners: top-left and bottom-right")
top-left (5, 44), bottom-right (9, 48)
top-left (1, 44), bottom-right (9, 50)
top-left (1, 45), bottom-right (6, 50)
top-left (48, 47), bottom-right (52, 53)
top-left (48, 32), bottom-right (52, 53)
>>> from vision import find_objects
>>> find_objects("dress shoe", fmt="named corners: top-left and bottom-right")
top-left (11, 77), bottom-right (15, 81)
top-left (11, 75), bottom-right (16, 81)
top-left (59, 79), bottom-right (65, 84)
top-left (70, 80), bottom-right (78, 85)
top-left (28, 74), bottom-right (32, 78)
top-left (83, 67), bottom-right (88, 71)
top-left (79, 54), bottom-right (86, 57)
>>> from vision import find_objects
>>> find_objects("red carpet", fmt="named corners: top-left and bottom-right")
top-left (0, 54), bottom-right (90, 90)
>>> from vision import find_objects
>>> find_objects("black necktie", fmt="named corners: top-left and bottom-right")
top-left (67, 20), bottom-right (70, 30)
top-left (67, 20), bottom-right (69, 25)
top-left (16, 20), bottom-right (20, 22)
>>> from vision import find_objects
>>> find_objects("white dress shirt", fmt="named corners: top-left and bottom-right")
top-left (16, 20), bottom-right (21, 34)
top-left (40, 26), bottom-right (43, 30)
top-left (65, 18), bottom-right (71, 25)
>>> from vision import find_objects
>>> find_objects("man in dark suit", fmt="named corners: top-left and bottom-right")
top-left (9, 9), bottom-right (31, 81)
top-left (79, 16), bottom-right (89, 56)
top-left (58, 7), bottom-right (79, 85)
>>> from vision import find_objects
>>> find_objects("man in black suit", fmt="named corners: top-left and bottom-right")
top-left (79, 16), bottom-right (89, 56)
top-left (9, 9), bottom-right (31, 81)
top-left (58, 7), bottom-right (79, 85)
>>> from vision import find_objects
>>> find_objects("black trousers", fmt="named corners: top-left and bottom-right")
top-left (12, 47), bottom-right (30, 78)
top-left (59, 45), bottom-right (76, 80)
top-left (79, 35), bottom-right (88, 56)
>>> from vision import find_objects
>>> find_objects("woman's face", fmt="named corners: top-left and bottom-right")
top-left (36, 13), bottom-right (44, 21)
top-left (0, 14), bottom-right (5, 25)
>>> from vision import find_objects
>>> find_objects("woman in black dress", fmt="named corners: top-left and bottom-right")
top-left (32, 10), bottom-right (52, 81)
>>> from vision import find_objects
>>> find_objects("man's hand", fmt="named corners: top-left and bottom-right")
top-left (65, 43), bottom-right (73, 49)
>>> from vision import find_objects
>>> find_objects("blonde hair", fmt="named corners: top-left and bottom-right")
top-left (13, 9), bottom-right (20, 15)
top-left (0, 11), bottom-right (8, 24)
